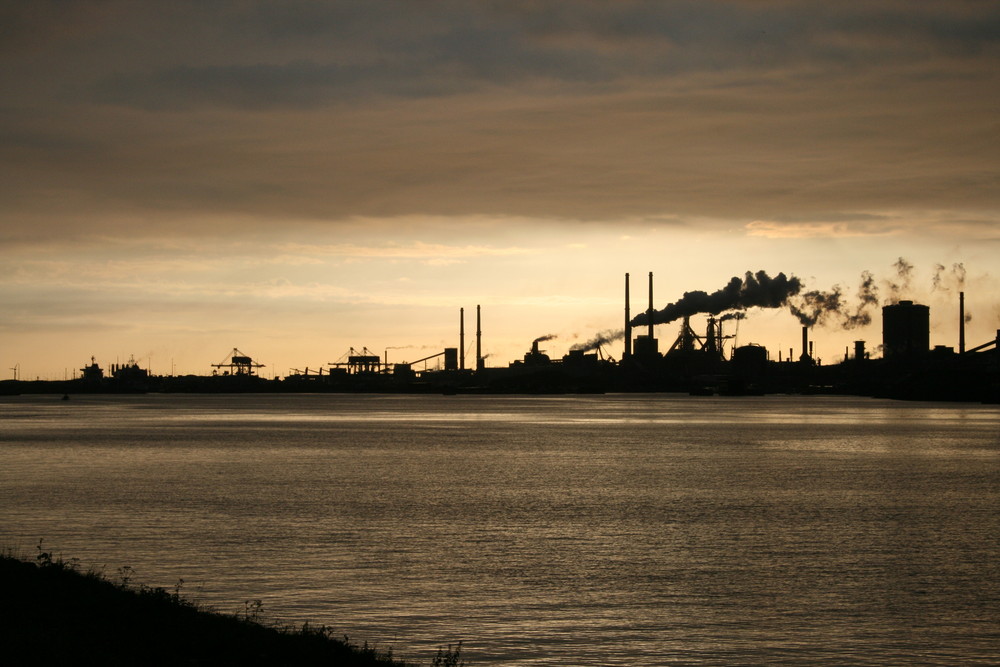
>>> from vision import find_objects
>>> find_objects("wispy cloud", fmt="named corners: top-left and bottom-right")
top-left (747, 211), bottom-right (1000, 240)
top-left (278, 241), bottom-right (535, 261)
top-left (746, 220), bottom-right (900, 239)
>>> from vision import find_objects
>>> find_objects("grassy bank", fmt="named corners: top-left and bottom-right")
top-left (0, 546), bottom-right (464, 666)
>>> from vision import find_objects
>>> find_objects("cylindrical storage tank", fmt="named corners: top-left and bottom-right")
top-left (732, 344), bottom-right (768, 384)
top-left (443, 347), bottom-right (458, 371)
top-left (733, 344), bottom-right (768, 369)
top-left (882, 300), bottom-right (930, 358)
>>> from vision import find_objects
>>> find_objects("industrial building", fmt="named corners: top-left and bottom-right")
top-left (882, 301), bottom-right (931, 358)
top-left (4, 273), bottom-right (998, 402)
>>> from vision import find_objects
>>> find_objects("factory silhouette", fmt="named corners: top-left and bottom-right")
top-left (4, 272), bottom-right (998, 402)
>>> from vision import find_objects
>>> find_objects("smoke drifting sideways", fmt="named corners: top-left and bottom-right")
top-left (572, 270), bottom-right (800, 353)
top-left (789, 270), bottom-right (879, 328)
top-left (569, 260), bottom-right (971, 354)
top-left (632, 271), bottom-right (803, 327)
top-left (571, 329), bottom-right (624, 353)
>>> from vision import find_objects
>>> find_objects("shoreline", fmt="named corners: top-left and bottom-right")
top-left (0, 549), bottom-right (462, 666)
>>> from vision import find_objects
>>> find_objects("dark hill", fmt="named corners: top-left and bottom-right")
top-left (0, 554), bottom-right (412, 666)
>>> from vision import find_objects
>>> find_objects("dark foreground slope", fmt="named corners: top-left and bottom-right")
top-left (0, 554), bottom-right (412, 666)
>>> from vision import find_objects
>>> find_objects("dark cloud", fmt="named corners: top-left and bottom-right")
top-left (8, 1), bottom-right (998, 110)
top-left (1, 1), bottom-right (999, 240)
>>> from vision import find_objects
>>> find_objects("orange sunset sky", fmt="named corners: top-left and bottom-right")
top-left (2, 1), bottom-right (998, 378)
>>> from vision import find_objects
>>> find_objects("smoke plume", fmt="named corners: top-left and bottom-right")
top-left (571, 329), bottom-right (624, 352)
top-left (932, 263), bottom-right (946, 292)
top-left (885, 256), bottom-right (914, 303)
top-left (574, 260), bottom-right (974, 357)
top-left (789, 271), bottom-right (880, 329)
top-left (533, 334), bottom-right (558, 344)
top-left (846, 270), bottom-right (879, 328)
top-left (631, 270), bottom-right (803, 327)
top-left (954, 262), bottom-right (967, 288)
top-left (895, 256), bottom-right (914, 281)
top-left (789, 286), bottom-right (844, 327)
top-left (932, 262), bottom-right (967, 292)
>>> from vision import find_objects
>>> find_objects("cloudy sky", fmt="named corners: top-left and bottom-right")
top-left (2, 1), bottom-right (998, 378)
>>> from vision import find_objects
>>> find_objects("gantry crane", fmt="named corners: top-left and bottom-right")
top-left (212, 348), bottom-right (265, 376)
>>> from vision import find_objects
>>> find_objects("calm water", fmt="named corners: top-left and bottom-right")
top-left (1, 393), bottom-right (998, 664)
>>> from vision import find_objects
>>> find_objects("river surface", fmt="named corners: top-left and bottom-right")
top-left (1, 393), bottom-right (998, 665)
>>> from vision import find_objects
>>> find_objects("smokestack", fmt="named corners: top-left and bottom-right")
top-left (624, 273), bottom-right (632, 358)
top-left (705, 318), bottom-right (717, 355)
top-left (476, 305), bottom-right (483, 372)
top-left (460, 307), bottom-right (465, 370)
top-left (959, 292), bottom-right (966, 354)
top-left (647, 271), bottom-right (654, 340)
top-left (800, 326), bottom-right (809, 362)
top-left (854, 340), bottom-right (865, 361)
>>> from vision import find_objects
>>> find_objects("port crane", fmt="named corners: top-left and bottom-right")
top-left (212, 348), bottom-right (264, 376)
top-left (328, 347), bottom-right (382, 374)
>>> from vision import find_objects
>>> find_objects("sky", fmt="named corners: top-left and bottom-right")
top-left (2, 1), bottom-right (999, 379)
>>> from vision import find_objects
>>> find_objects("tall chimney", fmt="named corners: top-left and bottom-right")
top-left (647, 271), bottom-right (654, 340)
top-left (624, 273), bottom-right (632, 358)
top-left (959, 292), bottom-right (966, 354)
top-left (800, 326), bottom-right (809, 362)
top-left (476, 305), bottom-right (483, 372)
top-left (704, 318), bottom-right (717, 355)
top-left (460, 307), bottom-right (466, 370)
